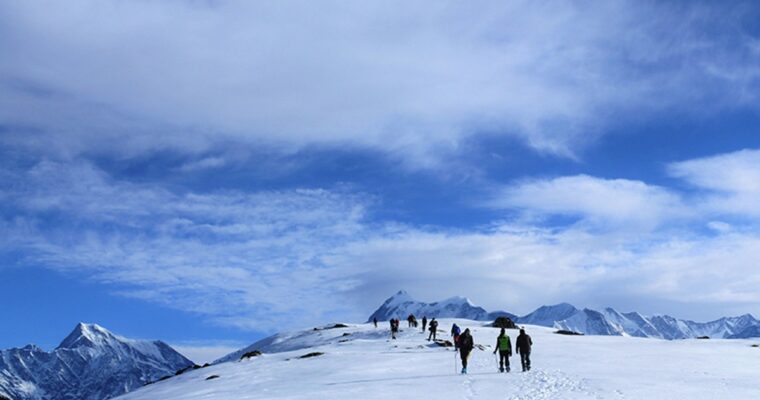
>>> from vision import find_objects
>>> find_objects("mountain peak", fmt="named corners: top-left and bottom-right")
top-left (382, 290), bottom-right (414, 306)
top-left (57, 322), bottom-right (118, 349)
top-left (368, 291), bottom-right (496, 322)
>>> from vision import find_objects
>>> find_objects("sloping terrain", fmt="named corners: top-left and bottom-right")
top-left (117, 319), bottom-right (760, 400)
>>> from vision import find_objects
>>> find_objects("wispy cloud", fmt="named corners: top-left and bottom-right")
top-left (3, 150), bottom-right (760, 326)
top-left (668, 149), bottom-right (760, 217)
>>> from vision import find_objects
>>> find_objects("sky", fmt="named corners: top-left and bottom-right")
top-left (2, 0), bottom-right (760, 362)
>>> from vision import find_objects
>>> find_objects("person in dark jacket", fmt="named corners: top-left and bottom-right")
top-left (515, 328), bottom-right (532, 372)
top-left (422, 316), bottom-right (428, 333)
top-left (457, 328), bottom-right (474, 374)
top-left (373, 317), bottom-right (378, 328)
top-left (427, 318), bottom-right (438, 341)
top-left (390, 319), bottom-right (399, 339)
top-left (492, 328), bottom-right (512, 373)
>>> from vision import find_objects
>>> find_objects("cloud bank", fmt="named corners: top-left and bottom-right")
top-left (2, 1), bottom-right (760, 163)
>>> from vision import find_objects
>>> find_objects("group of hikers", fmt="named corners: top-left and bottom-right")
top-left (374, 315), bottom-right (533, 374)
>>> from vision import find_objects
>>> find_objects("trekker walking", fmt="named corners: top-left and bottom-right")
top-left (407, 314), bottom-right (415, 328)
top-left (457, 328), bottom-right (474, 374)
top-left (373, 317), bottom-right (378, 328)
top-left (493, 328), bottom-right (512, 373)
top-left (390, 319), bottom-right (400, 339)
top-left (451, 323), bottom-right (461, 349)
top-left (427, 318), bottom-right (439, 341)
top-left (516, 328), bottom-right (533, 372)
top-left (422, 316), bottom-right (428, 333)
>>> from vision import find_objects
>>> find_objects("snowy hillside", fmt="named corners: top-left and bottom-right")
top-left (0, 323), bottom-right (193, 400)
top-left (115, 319), bottom-right (760, 400)
top-left (367, 290), bottom-right (514, 322)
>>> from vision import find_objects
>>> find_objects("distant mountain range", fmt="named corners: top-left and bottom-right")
top-left (368, 291), bottom-right (760, 339)
top-left (0, 323), bottom-right (193, 400)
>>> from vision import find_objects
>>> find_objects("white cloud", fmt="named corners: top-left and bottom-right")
top-left (2, 1), bottom-right (759, 163)
top-left (490, 175), bottom-right (683, 230)
top-left (668, 149), bottom-right (760, 217)
top-left (669, 149), bottom-right (760, 194)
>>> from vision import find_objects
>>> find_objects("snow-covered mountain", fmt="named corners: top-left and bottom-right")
top-left (517, 303), bottom-right (579, 327)
top-left (548, 308), bottom-right (760, 339)
top-left (114, 318), bottom-right (760, 400)
top-left (0, 323), bottom-right (194, 400)
top-left (368, 291), bottom-right (760, 339)
top-left (367, 290), bottom-right (515, 322)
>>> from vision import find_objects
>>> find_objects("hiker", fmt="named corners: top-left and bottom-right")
top-left (516, 328), bottom-right (533, 372)
top-left (422, 316), bottom-right (428, 333)
top-left (492, 328), bottom-right (512, 373)
top-left (451, 323), bottom-right (461, 349)
top-left (390, 319), bottom-right (399, 339)
top-left (373, 317), bottom-right (378, 328)
top-left (407, 314), bottom-right (415, 328)
top-left (457, 328), bottom-right (474, 374)
top-left (427, 318), bottom-right (438, 341)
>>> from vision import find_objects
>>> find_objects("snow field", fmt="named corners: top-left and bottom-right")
top-left (117, 319), bottom-right (760, 400)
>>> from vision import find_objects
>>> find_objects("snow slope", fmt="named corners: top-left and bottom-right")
top-left (0, 323), bottom-right (193, 400)
top-left (117, 319), bottom-right (760, 400)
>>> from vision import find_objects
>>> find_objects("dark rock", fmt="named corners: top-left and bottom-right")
top-left (299, 352), bottom-right (325, 359)
top-left (240, 350), bottom-right (262, 360)
top-left (555, 330), bottom-right (584, 336)
top-left (205, 375), bottom-right (220, 381)
top-left (202, 363), bottom-right (211, 368)
top-left (751, 344), bottom-right (759, 348)
top-left (492, 316), bottom-right (517, 329)
top-left (433, 340), bottom-right (453, 347)
top-left (696, 336), bottom-right (710, 340)
top-left (313, 323), bottom-right (349, 331)
top-left (1, 395), bottom-right (12, 400)
top-left (338, 339), bottom-right (350, 343)
top-left (342, 332), bottom-right (352, 336)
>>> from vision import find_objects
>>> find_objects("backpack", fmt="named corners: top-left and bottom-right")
top-left (459, 334), bottom-right (473, 351)
top-left (498, 335), bottom-right (511, 351)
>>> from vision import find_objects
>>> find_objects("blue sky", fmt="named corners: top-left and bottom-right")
top-left (3, 0), bottom-right (760, 362)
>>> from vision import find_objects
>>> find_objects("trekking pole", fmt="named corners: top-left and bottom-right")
top-left (454, 348), bottom-right (458, 374)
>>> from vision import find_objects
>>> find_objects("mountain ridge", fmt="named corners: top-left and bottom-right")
top-left (0, 323), bottom-right (193, 400)
top-left (367, 291), bottom-right (760, 340)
